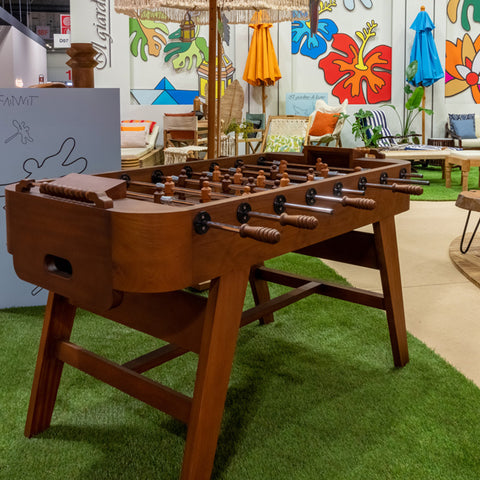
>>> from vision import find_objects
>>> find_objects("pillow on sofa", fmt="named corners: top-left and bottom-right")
top-left (121, 129), bottom-right (147, 148)
top-left (449, 113), bottom-right (476, 139)
top-left (121, 119), bottom-right (157, 134)
top-left (309, 111), bottom-right (338, 137)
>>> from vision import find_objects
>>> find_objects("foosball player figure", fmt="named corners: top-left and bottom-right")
top-left (212, 165), bottom-right (221, 182)
top-left (222, 173), bottom-right (232, 194)
top-left (306, 168), bottom-right (315, 182)
top-left (257, 169), bottom-right (266, 188)
top-left (201, 180), bottom-right (212, 203)
top-left (164, 176), bottom-right (175, 196)
top-left (280, 172), bottom-right (290, 187)
top-left (233, 168), bottom-right (243, 185)
top-left (270, 164), bottom-right (279, 180)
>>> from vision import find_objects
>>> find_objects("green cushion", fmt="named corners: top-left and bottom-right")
top-left (264, 135), bottom-right (304, 153)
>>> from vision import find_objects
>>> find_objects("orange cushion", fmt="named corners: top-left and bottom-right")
top-left (309, 112), bottom-right (338, 137)
top-left (121, 119), bottom-right (157, 133)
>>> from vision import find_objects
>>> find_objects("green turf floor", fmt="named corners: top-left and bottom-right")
top-left (413, 163), bottom-right (479, 201)
top-left (1, 254), bottom-right (480, 479)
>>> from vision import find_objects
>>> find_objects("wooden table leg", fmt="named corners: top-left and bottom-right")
top-left (462, 161), bottom-right (470, 191)
top-left (180, 267), bottom-right (250, 480)
top-left (249, 263), bottom-right (274, 324)
top-left (25, 292), bottom-right (77, 437)
top-left (373, 217), bottom-right (409, 367)
top-left (445, 161), bottom-right (453, 188)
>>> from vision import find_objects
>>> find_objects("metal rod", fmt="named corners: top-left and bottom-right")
top-left (284, 202), bottom-right (333, 215)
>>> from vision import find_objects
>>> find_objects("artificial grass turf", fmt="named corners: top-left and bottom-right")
top-left (412, 163), bottom-right (479, 201)
top-left (1, 253), bottom-right (480, 479)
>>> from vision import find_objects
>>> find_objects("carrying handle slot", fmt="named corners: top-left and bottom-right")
top-left (45, 255), bottom-right (73, 278)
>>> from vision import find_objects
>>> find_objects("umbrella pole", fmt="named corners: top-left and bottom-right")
top-left (422, 91), bottom-right (425, 144)
top-left (262, 84), bottom-right (266, 114)
top-left (207, 0), bottom-right (217, 159)
top-left (217, 13), bottom-right (222, 157)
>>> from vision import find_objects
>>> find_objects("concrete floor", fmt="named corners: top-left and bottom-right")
top-left (324, 201), bottom-right (480, 388)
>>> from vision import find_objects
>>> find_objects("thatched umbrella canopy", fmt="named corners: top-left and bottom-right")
top-left (114, 0), bottom-right (309, 158)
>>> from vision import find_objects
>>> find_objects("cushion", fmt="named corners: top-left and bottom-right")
top-left (449, 114), bottom-right (476, 139)
top-left (121, 119), bottom-right (157, 134)
top-left (121, 129), bottom-right (147, 148)
top-left (363, 110), bottom-right (398, 147)
top-left (309, 111), bottom-right (338, 137)
top-left (264, 135), bottom-right (304, 153)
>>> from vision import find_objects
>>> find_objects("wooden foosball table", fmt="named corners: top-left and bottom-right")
top-left (5, 146), bottom-right (426, 479)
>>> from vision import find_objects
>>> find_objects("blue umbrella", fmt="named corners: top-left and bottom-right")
top-left (409, 6), bottom-right (443, 142)
top-left (409, 6), bottom-right (443, 87)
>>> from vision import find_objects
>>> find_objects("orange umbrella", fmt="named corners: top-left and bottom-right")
top-left (243, 11), bottom-right (282, 112)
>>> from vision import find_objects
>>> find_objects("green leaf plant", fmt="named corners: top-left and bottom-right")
top-left (383, 60), bottom-right (433, 144)
top-left (339, 110), bottom-right (382, 148)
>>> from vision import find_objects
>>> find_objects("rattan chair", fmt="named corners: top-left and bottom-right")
top-left (260, 115), bottom-right (309, 153)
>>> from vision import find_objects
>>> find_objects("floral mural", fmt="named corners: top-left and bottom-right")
top-left (447, 0), bottom-right (480, 32)
top-left (291, 18), bottom-right (338, 59)
top-left (318, 20), bottom-right (391, 104)
top-left (343, 0), bottom-right (373, 10)
top-left (445, 34), bottom-right (480, 103)
top-left (130, 19), bottom-right (168, 61)
top-left (129, 18), bottom-right (215, 105)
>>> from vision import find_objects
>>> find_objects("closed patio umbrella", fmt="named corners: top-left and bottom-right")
top-left (409, 6), bottom-right (444, 142)
top-left (243, 10), bottom-right (282, 113)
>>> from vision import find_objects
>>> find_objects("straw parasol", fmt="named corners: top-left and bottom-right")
top-left (114, 0), bottom-right (309, 158)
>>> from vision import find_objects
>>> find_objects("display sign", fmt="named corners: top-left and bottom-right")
top-left (36, 25), bottom-right (50, 39)
top-left (54, 33), bottom-right (71, 48)
top-left (60, 14), bottom-right (71, 34)
top-left (0, 88), bottom-right (121, 308)
top-left (286, 92), bottom-right (329, 116)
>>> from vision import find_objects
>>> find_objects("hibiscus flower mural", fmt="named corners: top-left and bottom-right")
top-left (318, 20), bottom-right (391, 104)
top-left (445, 33), bottom-right (480, 103)
top-left (291, 18), bottom-right (338, 59)
top-left (291, 1), bottom-right (338, 60)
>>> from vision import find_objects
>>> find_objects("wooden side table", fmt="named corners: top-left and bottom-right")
top-left (455, 190), bottom-right (480, 253)
top-left (445, 150), bottom-right (480, 190)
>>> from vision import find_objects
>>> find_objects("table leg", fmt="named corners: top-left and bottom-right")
top-left (373, 217), bottom-right (409, 367)
top-left (24, 292), bottom-right (77, 437)
top-left (445, 161), bottom-right (452, 188)
top-left (180, 267), bottom-right (250, 480)
top-left (462, 161), bottom-right (470, 191)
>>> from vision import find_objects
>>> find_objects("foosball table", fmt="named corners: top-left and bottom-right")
top-left (5, 146), bottom-right (426, 479)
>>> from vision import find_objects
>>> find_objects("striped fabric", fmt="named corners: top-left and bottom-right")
top-left (362, 110), bottom-right (398, 147)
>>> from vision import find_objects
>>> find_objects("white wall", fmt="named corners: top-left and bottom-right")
top-left (0, 26), bottom-right (47, 87)
top-left (69, 0), bottom-right (480, 147)
top-left (0, 26), bottom-right (15, 86)
top-left (46, 51), bottom-right (70, 83)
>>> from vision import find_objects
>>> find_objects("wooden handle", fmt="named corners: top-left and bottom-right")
top-left (390, 183), bottom-right (424, 196)
top-left (278, 213), bottom-right (318, 229)
top-left (341, 196), bottom-right (376, 210)
top-left (238, 224), bottom-right (281, 244)
top-left (39, 182), bottom-right (113, 208)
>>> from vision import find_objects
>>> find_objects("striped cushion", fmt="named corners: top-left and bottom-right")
top-left (363, 110), bottom-right (398, 147)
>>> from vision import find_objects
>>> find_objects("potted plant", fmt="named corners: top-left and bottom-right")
top-left (383, 60), bottom-right (433, 144)
top-left (225, 119), bottom-right (255, 138)
top-left (339, 110), bottom-right (383, 148)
